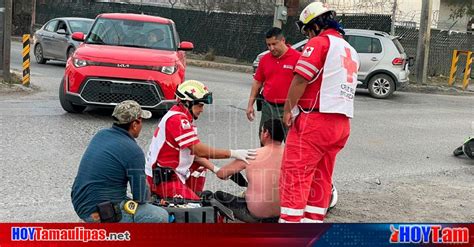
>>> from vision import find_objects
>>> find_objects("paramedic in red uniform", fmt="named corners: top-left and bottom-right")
top-left (279, 2), bottom-right (360, 223)
top-left (145, 80), bottom-right (256, 200)
top-left (246, 27), bottom-right (300, 138)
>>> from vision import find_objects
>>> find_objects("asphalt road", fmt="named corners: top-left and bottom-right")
top-left (1, 41), bottom-right (473, 222)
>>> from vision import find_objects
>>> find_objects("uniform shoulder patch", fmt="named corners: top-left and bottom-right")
top-left (181, 119), bottom-right (191, 130)
top-left (302, 46), bottom-right (315, 57)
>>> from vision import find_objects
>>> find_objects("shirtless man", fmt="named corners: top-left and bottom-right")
top-left (213, 119), bottom-right (284, 222)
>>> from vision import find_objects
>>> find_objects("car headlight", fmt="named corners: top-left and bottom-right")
top-left (73, 58), bottom-right (88, 68)
top-left (159, 65), bottom-right (177, 75)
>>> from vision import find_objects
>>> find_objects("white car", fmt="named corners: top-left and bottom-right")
top-left (253, 29), bottom-right (413, 99)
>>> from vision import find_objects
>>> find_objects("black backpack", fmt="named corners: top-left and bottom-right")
top-left (453, 137), bottom-right (474, 159)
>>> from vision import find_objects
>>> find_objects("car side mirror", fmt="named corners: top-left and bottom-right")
top-left (57, 29), bottom-right (67, 35)
top-left (178, 41), bottom-right (194, 51)
top-left (71, 32), bottom-right (85, 41)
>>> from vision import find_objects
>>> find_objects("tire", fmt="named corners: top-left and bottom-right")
top-left (67, 47), bottom-right (75, 60)
top-left (59, 79), bottom-right (86, 113)
top-left (368, 74), bottom-right (395, 99)
top-left (34, 44), bottom-right (47, 64)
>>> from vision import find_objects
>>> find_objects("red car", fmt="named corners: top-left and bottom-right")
top-left (60, 13), bottom-right (194, 113)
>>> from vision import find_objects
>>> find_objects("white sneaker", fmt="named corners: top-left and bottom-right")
top-left (329, 185), bottom-right (338, 209)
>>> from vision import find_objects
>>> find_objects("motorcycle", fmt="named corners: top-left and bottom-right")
top-left (453, 137), bottom-right (474, 159)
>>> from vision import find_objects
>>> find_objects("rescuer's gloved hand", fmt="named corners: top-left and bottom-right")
top-left (230, 149), bottom-right (257, 164)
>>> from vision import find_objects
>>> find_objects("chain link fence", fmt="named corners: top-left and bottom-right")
top-left (396, 26), bottom-right (473, 77)
top-left (32, 1), bottom-right (472, 77)
top-left (0, 0), bottom-right (4, 72)
top-left (12, 0), bottom-right (32, 36)
top-left (34, 1), bottom-right (391, 63)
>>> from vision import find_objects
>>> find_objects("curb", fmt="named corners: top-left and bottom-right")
top-left (399, 84), bottom-right (474, 96)
top-left (187, 59), bottom-right (253, 74)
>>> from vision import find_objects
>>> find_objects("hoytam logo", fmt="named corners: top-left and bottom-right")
top-left (390, 225), bottom-right (469, 244)
top-left (11, 227), bottom-right (131, 242)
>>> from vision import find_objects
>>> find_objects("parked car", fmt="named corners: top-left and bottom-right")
top-left (59, 13), bottom-right (194, 113)
top-left (253, 29), bottom-right (412, 99)
top-left (33, 17), bottom-right (94, 64)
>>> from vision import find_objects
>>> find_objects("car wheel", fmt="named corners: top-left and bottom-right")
top-left (368, 74), bottom-right (395, 99)
top-left (67, 47), bottom-right (75, 60)
top-left (59, 79), bottom-right (85, 113)
top-left (34, 44), bottom-right (47, 64)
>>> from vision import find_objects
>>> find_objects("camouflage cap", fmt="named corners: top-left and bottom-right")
top-left (112, 100), bottom-right (152, 124)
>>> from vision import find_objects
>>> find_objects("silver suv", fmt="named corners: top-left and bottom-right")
top-left (253, 29), bottom-right (412, 99)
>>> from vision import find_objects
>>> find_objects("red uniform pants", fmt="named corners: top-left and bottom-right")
top-left (279, 112), bottom-right (350, 223)
top-left (147, 162), bottom-right (207, 200)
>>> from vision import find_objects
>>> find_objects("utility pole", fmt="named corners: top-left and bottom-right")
top-left (2, 0), bottom-right (11, 82)
top-left (273, 0), bottom-right (285, 28)
top-left (30, 0), bottom-right (36, 35)
top-left (415, 0), bottom-right (432, 84)
top-left (390, 0), bottom-right (397, 35)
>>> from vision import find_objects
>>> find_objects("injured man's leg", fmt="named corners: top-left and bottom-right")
top-left (213, 191), bottom-right (278, 223)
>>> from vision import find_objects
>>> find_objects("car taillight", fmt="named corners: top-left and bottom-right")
top-left (392, 58), bottom-right (404, 65)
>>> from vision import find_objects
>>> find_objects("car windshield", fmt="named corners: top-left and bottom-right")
top-left (69, 20), bottom-right (93, 34)
top-left (85, 18), bottom-right (176, 50)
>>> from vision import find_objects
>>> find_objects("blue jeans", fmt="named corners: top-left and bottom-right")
top-left (83, 201), bottom-right (169, 223)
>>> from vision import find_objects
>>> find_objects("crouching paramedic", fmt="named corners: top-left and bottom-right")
top-left (145, 80), bottom-right (257, 200)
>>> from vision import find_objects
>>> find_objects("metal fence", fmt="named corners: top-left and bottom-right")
top-left (30, 1), bottom-right (473, 77)
top-left (396, 26), bottom-right (473, 77)
top-left (12, 0), bottom-right (31, 35)
top-left (0, 0), bottom-right (4, 72)
top-left (33, 1), bottom-right (391, 63)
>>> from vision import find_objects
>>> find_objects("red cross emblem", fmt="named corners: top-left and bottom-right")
top-left (341, 47), bottom-right (358, 83)
top-left (181, 119), bottom-right (191, 130)
top-left (303, 46), bottom-right (314, 57)
top-left (190, 89), bottom-right (196, 94)
top-left (303, 9), bottom-right (310, 19)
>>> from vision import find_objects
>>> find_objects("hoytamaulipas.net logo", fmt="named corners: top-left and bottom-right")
top-left (11, 226), bottom-right (131, 242)
top-left (390, 224), bottom-right (469, 244)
